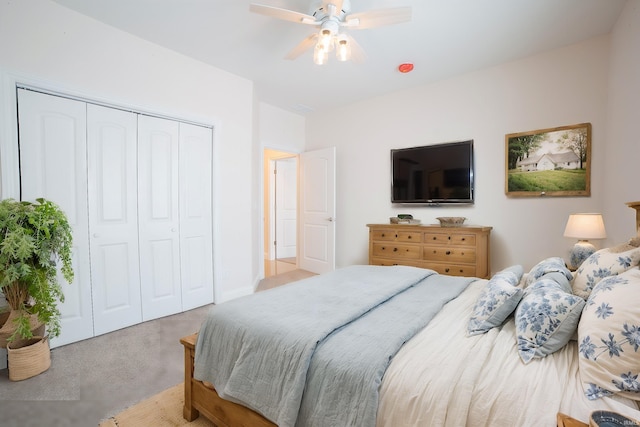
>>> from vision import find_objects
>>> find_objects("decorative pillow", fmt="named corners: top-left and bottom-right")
top-left (524, 256), bottom-right (573, 287)
top-left (515, 276), bottom-right (586, 364)
top-left (578, 267), bottom-right (640, 401)
top-left (609, 236), bottom-right (640, 253)
top-left (500, 264), bottom-right (524, 279)
top-left (467, 266), bottom-right (524, 336)
top-left (572, 246), bottom-right (640, 299)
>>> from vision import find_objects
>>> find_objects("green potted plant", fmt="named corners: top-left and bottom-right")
top-left (0, 198), bottom-right (74, 344)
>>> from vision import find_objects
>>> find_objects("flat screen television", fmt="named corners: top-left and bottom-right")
top-left (391, 140), bottom-right (474, 204)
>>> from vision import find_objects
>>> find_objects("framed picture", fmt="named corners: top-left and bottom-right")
top-left (505, 122), bottom-right (591, 197)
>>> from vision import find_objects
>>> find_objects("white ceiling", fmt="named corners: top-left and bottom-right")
top-left (52, 0), bottom-right (627, 115)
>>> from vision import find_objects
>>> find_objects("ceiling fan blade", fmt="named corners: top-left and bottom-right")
top-left (344, 34), bottom-right (366, 63)
top-left (344, 7), bottom-right (412, 29)
top-left (250, 4), bottom-right (318, 25)
top-left (285, 34), bottom-right (318, 60)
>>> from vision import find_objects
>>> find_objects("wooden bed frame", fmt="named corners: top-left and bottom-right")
top-left (181, 333), bottom-right (276, 427)
top-left (181, 202), bottom-right (640, 427)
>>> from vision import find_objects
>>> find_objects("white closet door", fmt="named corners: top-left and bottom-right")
top-left (138, 115), bottom-right (182, 320)
top-left (17, 89), bottom-right (94, 347)
top-left (87, 104), bottom-right (142, 335)
top-left (275, 157), bottom-right (298, 259)
top-left (179, 123), bottom-right (214, 309)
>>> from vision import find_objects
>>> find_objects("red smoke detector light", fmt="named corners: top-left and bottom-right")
top-left (398, 63), bottom-right (414, 73)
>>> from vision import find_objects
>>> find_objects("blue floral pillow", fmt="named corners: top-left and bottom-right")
top-left (524, 257), bottom-right (573, 287)
top-left (467, 266), bottom-right (524, 336)
top-left (572, 246), bottom-right (640, 299)
top-left (578, 267), bottom-right (640, 402)
top-left (515, 276), bottom-right (585, 364)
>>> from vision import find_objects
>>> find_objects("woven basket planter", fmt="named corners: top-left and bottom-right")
top-left (7, 336), bottom-right (51, 381)
top-left (0, 310), bottom-right (45, 349)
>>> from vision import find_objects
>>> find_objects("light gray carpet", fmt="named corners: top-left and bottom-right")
top-left (0, 269), bottom-right (314, 427)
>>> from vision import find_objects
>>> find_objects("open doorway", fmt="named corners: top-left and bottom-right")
top-left (264, 149), bottom-right (298, 277)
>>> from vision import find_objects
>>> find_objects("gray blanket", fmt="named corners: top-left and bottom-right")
top-left (194, 265), bottom-right (473, 427)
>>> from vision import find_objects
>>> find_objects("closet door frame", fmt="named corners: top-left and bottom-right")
top-left (8, 82), bottom-right (216, 333)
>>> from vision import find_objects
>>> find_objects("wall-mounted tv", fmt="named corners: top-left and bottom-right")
top-left (391, 140), bottom-right (474, 204)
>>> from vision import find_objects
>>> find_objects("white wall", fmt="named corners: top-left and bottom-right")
top-left (259, 103), bottom-right (306, 153)
top-left (306, 35), bottom-right (616, 273)
top-left (0, 0), bottom-right (256, 303)
top-left (603, 0), bottom-right (640, 240)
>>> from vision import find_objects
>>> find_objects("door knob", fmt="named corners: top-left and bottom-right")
top-left (327, 217), bottom-right (334, 222)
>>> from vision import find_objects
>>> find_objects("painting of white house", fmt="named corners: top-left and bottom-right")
top-left (505, 123), bottom-right (591, 197)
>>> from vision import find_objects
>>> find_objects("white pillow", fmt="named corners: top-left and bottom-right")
top-left (467, 266), bottom-right (523, 336)
top-left (578, 267), bottom-right (640, 401)
top-left (572, 246), bottom-right (640, 299)
top-left (515, 276), bottom-right (585, 364)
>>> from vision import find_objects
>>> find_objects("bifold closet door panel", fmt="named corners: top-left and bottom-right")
top-left (87, 104), bottom-right (142, 335)
top-left (17, 88), bottom-right (94, 347)
top-left (179, 123), bottom-right (214, 310)
top-left (138, 115), bottom-right (182, 321)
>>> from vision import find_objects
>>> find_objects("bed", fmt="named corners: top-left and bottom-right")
top-left (181, 208), bottom-right (640, 427)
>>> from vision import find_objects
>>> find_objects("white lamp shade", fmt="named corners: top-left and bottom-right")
top-left (563, 213), bottom-right (607, 240)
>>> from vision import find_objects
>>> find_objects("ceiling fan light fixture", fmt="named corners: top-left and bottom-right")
top-left (249, 1), bottom-right (411, 65)
top-left (313, 43), bottom-right (329, 65)
top-left (336, 35), bottom-right (350, 61)
top-left (318, 28), bottom-right (334, 52)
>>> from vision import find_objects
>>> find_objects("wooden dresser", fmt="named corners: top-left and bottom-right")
top-left (367, 224), bottom-right (492, 278)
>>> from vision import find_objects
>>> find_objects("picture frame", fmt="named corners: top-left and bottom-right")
top-left (505, 122), bottom-right (591, 198)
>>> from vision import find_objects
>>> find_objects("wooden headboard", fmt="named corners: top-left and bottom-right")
top-left (626, 201), bottom-right (640, 235)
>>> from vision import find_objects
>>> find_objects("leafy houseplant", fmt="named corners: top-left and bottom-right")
top-left (0, 198), bottom-right (74, 342)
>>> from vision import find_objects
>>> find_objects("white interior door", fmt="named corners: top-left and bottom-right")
top-left (179, 122), bottom-right (214, 309)
top-left (138, 115), bottom-right (182, 321)
top-left (17, 88), bottom-right (94, 347)
top-left (299, 147), bottom-right (336, 274)
top-left (87, 104), bottom-right (142, 335)
top-left (275, 157), bottom-right (297, 260)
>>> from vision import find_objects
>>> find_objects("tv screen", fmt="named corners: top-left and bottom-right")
top-left (391, 140), bottom-right (474, 204)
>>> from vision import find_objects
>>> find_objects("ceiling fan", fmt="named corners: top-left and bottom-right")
top-left (249, 0), bottom-right (412, 65)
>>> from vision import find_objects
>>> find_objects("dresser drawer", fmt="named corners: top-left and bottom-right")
top-left (372, 243), bottom-right (422, 259)
top-left (372, 229), bottom-right (422, 243)
top-left (423, 262), bottom-right (477, 277)
top-left (423, 232), bottom-right (476, 246)
top-left (423, 246), bottom-right (476, 263)
top-left (370, 257), bottom-right (425, 268)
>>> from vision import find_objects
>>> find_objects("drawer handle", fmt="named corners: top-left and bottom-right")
top-left (445, 268), bottom-right (450, 273)
top-left (432, 237), bottom-right (437, 240)
top-left (446, 250), bottom-right (451, 255)
top-left (395, 234), bottom-right (398, 238)
top-left (381, 233), bottom-right (386, 237)
top-left (448, 236), bottom-right (451, 240)
top-left (407, 235), bottom-right (412, 239)
top-left (461, 238), bottom-right (466, 241)
top-left (393, 248), bottom-right (398, 252)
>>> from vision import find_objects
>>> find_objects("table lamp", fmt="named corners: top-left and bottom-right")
top-left (564, 213), bottom-right (607, 269)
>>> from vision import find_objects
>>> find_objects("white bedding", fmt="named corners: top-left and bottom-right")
top-left (377, 279), bottom-right (640, 427)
